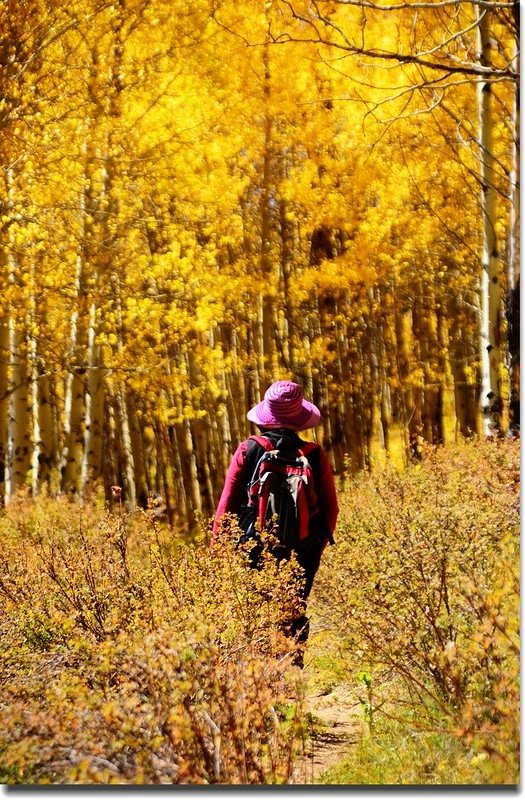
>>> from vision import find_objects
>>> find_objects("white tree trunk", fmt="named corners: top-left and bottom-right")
top-left (115, 382), bottom-right (137, 511)
top-left (29, 298), bottom-right (41, 497)
top-left (5, 169), bottom-right (29, 502)
top-left (27, 256), bottom-right (55, 495)
top-left (61, 295), bottom-right (87, 492)
top-left (477, 8), bottom-right (503, 437)
top-left (6, 314), bottom-right (29, 500)
top-left (110, 270), bottom-right (137, 511)
top-left (61, 146), bottom-right (88, 492)
top-left (80, 301), bottom-right (105, 495)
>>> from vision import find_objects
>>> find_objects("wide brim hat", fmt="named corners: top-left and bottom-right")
top-left (247, 380), bottom-right (321, 431)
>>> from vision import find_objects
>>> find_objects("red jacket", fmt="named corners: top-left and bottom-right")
top-left (212, 434), bottom-right (339, 543)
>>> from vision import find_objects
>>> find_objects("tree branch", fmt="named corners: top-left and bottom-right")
top-left (274, 0), bottom-right (518, 80)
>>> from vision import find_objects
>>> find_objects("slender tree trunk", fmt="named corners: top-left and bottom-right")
top-left (437, 311), bottom-right (456, 445)
top-left (507, 10), bottom-right (520, 434)
top-left (394, 298), bottom-right (419, 460)
top-left (419, 282), bottom-right (442, 444)
top-left (127, 393), bottom-right (149, 509)
top-left (28, 283), bottom-right (48, 496)
top-left (277, 158), bottom-right (295, 372)
top-left (6, 316), bottom-right (29, 498)
top-left (81, 301), bottom-right (105, 495)
top-left (110, 378), bottom-right (136, 511)
top-left (61, 140), bottom-right (89, 493)
top-left (216, 369), bottom-right (232, 480)
top-left (167, 422), bottom-right (187, 526)
top-left (155, 422), bottom-right (176, 527)
top-left (477, 8), bottom-right (503, 436)
top-left (372, 291), bottom-right (390, 456)
top-left (0, 252), bottom-right (9, 502)
top-left (36, 372), bottom-right (55, 492)
top-left (225, 373), bottom-right (241, 448)
top-left (259, 41), bottom-right (277, 382)
top-left (6, 322), bottom-right (29, 499)
top-left (5, 170), bottom-right (29, 501)
top-left (103, 397), bottom-right (119, 507)
top-left (180, 417), bottom-right (202, 518)
top-left (192, 417), bottom-right (215, 516)
top-left (247, 320), bottom-right (261, 407)
top-left (27, 238), bottom-right (55, 496)
top-left (109, 271), bottom-right (137, 511)
top-left (162, 356), bottom-right (189, 525)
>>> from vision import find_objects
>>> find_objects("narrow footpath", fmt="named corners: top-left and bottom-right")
top-left (293, 683), bottom-right (362, 784)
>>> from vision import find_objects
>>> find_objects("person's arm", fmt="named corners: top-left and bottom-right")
top-left (212, 440), bottom-right (250, 540)
top-left (316, 448), bottom-right (339, 542)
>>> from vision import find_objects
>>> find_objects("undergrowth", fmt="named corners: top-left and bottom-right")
top-left (309, 438), bottom-right (519, 785)
top-left (0, 505), bottom-right (306, 784)
top-left (0, 438), bottom-right (519, 785)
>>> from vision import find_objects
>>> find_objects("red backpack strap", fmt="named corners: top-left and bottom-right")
top-left (296, 442), bottom-right (321, 522)
top-left (250, 434), bottom-right (275, 452)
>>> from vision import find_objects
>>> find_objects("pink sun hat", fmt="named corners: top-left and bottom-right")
top-left (247, 380), bottom-right (321, 431)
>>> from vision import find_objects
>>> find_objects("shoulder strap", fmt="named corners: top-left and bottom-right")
top-left (244, 436), bottom-right (272, 495)
top-left (250, 434), bottom-right (275, 452)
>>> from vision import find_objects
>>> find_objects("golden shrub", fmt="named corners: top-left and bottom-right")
top-left (313, 439), bottom-right (519, 784)
top-left (0, 500), bottom-right (305, 784)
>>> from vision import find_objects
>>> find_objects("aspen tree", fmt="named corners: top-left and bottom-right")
top-left (271, 0), bottom-right (517, 438)
top-left (80, 302), bottom-right (105, 494)
top-left (258, 40), bottom-right (279, 384)
top-left (0, 253), bottom-right (9, 502)
top-left (506, 4), bottom-right (520, 433)
top-left (0, 0), bottom-right (49, 502)
top-left (126, 394), bottom-right (149, 509)
top-left (60, 152), bottom-right (90, 493)
top-left (5, 169), bottom-right (30, 502)
top-left (60, 30), bottom-right (112, 494)
top-left (28, 263), bottom-right (44, 496)
top-left (0, 0), bottom-right (518, 522)
top-left (476, 6), bottom-right (503, 436)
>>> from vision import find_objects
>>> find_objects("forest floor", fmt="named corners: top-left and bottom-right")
top-left (293, 681), bottom-right (362, 783)
top-left (290, 613), bottom-right (365, 784)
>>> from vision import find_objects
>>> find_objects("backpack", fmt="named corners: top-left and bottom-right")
top-left (238, 434), bottom-right (321, 557)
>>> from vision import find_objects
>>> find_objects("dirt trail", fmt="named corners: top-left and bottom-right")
top-left (293, 684), bottom-right (363, 784)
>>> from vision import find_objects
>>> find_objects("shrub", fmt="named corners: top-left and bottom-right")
top-left (0, 500), bottom-right (305, 784)
top-left (312, 439), bottom-right (519, 784)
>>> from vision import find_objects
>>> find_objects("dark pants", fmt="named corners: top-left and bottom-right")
top-left (297, 542), bottom-right (323, 602)
top-left (285, 542), bottom-right (324, 653)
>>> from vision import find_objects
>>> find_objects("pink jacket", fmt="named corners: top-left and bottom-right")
top-left (212, 437), bottom-right (339, 543)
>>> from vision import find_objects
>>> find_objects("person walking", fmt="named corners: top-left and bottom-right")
top-left (213, 380), bottom-right (339, 664)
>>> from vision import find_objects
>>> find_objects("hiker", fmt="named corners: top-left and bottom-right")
top-left (213, 380), bottom-right (339, 661)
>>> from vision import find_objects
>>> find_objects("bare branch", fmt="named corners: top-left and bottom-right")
top-left (321, 0), bottom-right (516, 11)
top-left (275, 0), bottom-right (518, 80)
top-left (440, 99), bottom-right (510, 178)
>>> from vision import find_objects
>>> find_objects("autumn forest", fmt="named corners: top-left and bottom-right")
top-left (0, 0), bottom-right (519, 523)
top-left (0, 0), bottom-right (520, 787)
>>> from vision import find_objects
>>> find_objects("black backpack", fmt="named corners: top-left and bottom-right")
top-left (237, 432), bottom-right (328, 563)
